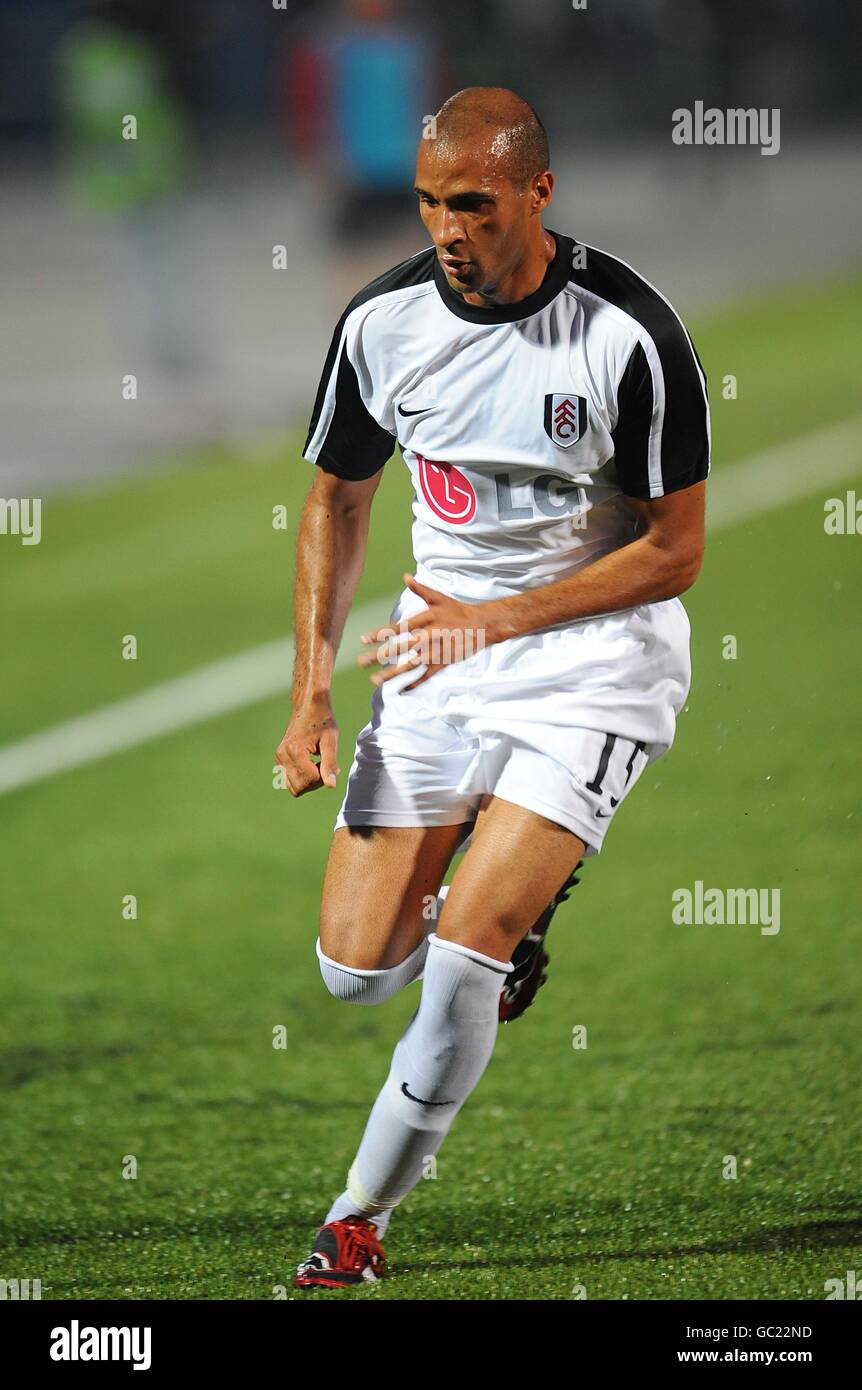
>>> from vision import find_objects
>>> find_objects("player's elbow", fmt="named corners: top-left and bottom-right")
top-left (310, 466), bottom-right (382, 520)
top-left (647, 533), bottom-right (704, 598)
top-left (672, 541), bottom-right (704, 595)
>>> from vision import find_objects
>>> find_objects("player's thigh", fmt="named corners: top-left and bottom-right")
top-left (438, 794), bottom-right (585, 962)
top-left (319, 821), bottom-right (469, 969)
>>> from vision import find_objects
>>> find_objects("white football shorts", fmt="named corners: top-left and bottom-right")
top-left (333, 584), bottom-right (692, 857)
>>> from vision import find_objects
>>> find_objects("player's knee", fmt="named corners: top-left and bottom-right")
top-left (316, 936), bottom-right (428, 1005)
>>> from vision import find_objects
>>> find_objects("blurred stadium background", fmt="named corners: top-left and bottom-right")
top-left (1, 0), bottom-right (860, 1300)
top-left (2, 0), bottom-right (861, 490)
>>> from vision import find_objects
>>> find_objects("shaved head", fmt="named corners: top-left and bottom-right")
top-left (414, 86), bottom-right (555, 308)
top-left (433, 87), bottom-right (550, 190)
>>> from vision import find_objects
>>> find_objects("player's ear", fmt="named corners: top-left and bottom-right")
top-left (531, 169), bottom-right (554, 213)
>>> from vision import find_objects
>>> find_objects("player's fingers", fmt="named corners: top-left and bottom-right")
top-left (371, 650), bottom-right (426, 686)
top-left (277, 740), bottom-right (323, 796)
top-left (359, 623), bottom-right (411, 645)
top-left (356, 649), bottom-right (383, 669)
top-left (359, 610), bottom-right (433, 651)
top-left (398, 664), bottom-right (437, 693)
top-left (403, 572), bottom-right (442, 602)
top-left (358, 630), bottom-right (417, 661)
top-left (399, 611), bottom-right (434, 632)
top-left (357, 654), bottom-right (390, 671)
top-left (317, 726), bottom-right (341, 789)
top-left (357, 630), bottom-right (423, 669)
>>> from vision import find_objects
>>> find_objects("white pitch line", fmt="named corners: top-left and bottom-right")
top-left (1, 415), bottom-right (860, 798)
top-left (0, 602), bottom-right (381, 798)
top-left (706, 414), bottom-right (862, 530)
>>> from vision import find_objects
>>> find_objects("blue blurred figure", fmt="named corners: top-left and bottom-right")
top-left (283, 0), bottom-right (437, 245)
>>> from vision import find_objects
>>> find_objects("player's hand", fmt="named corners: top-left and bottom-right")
top-left (275, 696), bottom-right (340, 795)
top-left (357, 573), bottom-right (489, 693)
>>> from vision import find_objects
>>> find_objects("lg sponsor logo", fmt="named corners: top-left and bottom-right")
top-left (416, 454), bottom-right (588, 526)
top-left (417, 455), bottom-right (476, 524)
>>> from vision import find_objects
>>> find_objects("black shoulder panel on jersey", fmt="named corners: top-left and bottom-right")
top-left (610, 341), bottom-right (654, 499)
top-left (312, 346), bottom-right (395, 481)
top-left (303, 248), bottom-right (437, 480)
top-left (569, 243), bottom-right (710, 498)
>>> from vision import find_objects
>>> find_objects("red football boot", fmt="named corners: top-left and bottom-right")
top-left (293, 1216), bottom-right (386, 1289)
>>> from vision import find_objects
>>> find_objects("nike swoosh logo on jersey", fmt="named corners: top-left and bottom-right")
top-left (401, 1081), bottom-right (454, 1106)
top-left (397, 403), bottom-right (435, 416)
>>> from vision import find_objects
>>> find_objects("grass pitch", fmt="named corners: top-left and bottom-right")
top-left (1, 272), bottom-right (860, 1299)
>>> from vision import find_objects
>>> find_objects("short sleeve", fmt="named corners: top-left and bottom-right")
top-left (303, 318), bottom-right (396, 481)
top-left (611, 323), bottom-right (710, 500)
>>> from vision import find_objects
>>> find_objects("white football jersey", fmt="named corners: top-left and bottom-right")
top-left (304, 231), bottom-right (710, 605)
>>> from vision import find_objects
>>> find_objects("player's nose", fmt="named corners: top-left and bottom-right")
top-left (434, 208), bottom-right (465, 247)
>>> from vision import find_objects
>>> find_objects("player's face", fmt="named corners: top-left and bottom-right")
top-left (414, 139), bottom-right (551, 303)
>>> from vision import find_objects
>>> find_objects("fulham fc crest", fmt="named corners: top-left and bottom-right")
top-left (544, 393), bottom-right (587, 448)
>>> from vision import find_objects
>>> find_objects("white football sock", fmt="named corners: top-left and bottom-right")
top-left (339, 933), bottom-right (512, 1217)
top-left (317, 935), bottom-right (427, 1004)
top-left (316, 885), bottom-right (451, 1004)
top-left (324, 1189), bottom-right (393, 1238)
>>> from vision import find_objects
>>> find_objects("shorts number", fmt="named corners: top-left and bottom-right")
top-left (586, 734), bottom-right (647, 807)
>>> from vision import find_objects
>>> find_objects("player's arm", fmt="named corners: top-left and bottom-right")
top-left (361, 482), bottom-right (703, 682)
top-left (479, 479), bottom-right (705, 640)
top-left (276, 468), bottom-right (382, 795)
top-left (276, 294), bottom-right (396, 789)
top-left (487, 317), bottom-right (710, 635)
